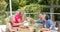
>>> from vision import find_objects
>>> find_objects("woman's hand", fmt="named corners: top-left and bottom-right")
top-left (10, 29), bottom-right (15, 32)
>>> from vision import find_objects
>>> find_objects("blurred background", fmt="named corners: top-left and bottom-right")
top-left (0, 0), bottom-right (60, 25)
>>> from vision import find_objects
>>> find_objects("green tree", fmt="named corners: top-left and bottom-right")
top-left (5, 0), bottom-right (19, 11)
top-left (22, 4), bottom-right (42, 13)
top-left (12, 0), bottom-right (19, 11)
top-left (38, 0), bottom-right (50, 5)
top-left (0, 0), bottom-right (8, 24)
top-left (0, 0), bottom-right (7, 12)
top-left (20, 4), bottom-right (42, 19)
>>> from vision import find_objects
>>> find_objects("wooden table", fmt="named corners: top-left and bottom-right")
top-left (15, 26), bottom-right (34, 32)
top-left (40, 28), bottom-right (58, 32)
top-left (43, 30), bottom-right (58, 32)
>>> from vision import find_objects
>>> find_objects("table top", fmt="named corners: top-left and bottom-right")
top-left (40, 28), bottom-right (58, 32)
top-left (14, 23), bottom-right (58, 32)
top-left (43, 30), bottom-right (58, 32)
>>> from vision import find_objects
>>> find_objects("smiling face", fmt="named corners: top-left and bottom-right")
top-left (8, 16), bottom-right (14, 23)
top-left (19, 10), bottom-right (25, 16)
top-left (39, 13), bottom-right (46, 21)
top-left (39, 14), bottom-right (43, 20)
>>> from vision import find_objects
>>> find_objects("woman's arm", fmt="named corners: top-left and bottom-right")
top-left (7, 23), bottom-right (12, 31)
top-left (12, 23), bottom-right (23, 26)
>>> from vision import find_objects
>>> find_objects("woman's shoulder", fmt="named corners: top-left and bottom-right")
top-left (47, 19), bottom-right (52, 21)
top-left (47, 19), bottom-right (53, 24)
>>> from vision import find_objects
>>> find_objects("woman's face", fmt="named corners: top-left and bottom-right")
top-left (8, 17), bottom-right (13, 23)
top-left (21, 11), bottom-right (24, 15)
top-left (42, 17), bottom-right (46, 22)
top-left (39, 14), bottom-right (46, 21)
top-left (19, 10), bottom-right (24, 15)
top-left (39, 14), bottom-right (43, 20)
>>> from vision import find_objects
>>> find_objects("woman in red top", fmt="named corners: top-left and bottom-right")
top-left (7, 10), bottom-right (25, 32)
top-left (13, 10), bottom-right (25, 26)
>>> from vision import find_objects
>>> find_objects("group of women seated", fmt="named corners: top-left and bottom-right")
top-left (6, 10), bottom-right (58, 32)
